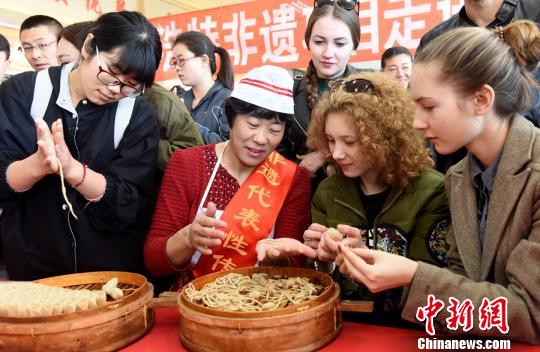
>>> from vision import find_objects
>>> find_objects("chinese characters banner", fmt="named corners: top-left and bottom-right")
top-left (150, 0), bottom-right (463, 81)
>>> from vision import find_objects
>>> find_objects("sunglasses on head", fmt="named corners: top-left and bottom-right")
top-left (314, 0), bottom-right (360, 13)
top-left (330, 78), bottom-right (374, 94)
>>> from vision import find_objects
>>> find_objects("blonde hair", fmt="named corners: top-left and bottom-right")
top-left (307, 71), bottom-right (431, 188)
top-left (415, 20), bottom-right (540, 117)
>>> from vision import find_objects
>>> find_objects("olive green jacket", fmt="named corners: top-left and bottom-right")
top-left (312, 168), bottom-right (450, 310)
top-left (141, 84), bottom-right (203, 171)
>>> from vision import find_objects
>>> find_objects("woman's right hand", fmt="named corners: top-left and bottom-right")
top-left (314, 224), bottom-right (366, 262)
top-left (186, 202), bottom-right (227, 255)
top-left (316, 230), bottom-right (341, 262)
top-left (35, 119), bottom-right (59, 175)
top-left (6, 119), bottom-right (60, 192)
top-left (336, 245), bottom-right (418, 293)
top-left (297, 151), bottom-right (326, 177)
top-left (302, 223), bottom-right (327, 250)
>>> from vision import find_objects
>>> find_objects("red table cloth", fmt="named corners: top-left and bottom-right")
top-left (122, 308), bottom-right (538, 352)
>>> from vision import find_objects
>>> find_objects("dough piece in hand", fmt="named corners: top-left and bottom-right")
top-left (327, 227), bottom-right (344, 241)
top-left (102, 278), bottom-right (124, 300)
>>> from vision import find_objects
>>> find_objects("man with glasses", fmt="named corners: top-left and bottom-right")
top-left (19, 15), bottom-right (63, 71)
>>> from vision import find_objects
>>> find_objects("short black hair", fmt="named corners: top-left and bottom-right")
top-left (224, 97), bottom-right (293, 129)
top-left (381, 46), bottom-right (412, 68)
top-left (85, 11), bottom-right (162, 87)
top-left (20, 15), bottom-right (63, 39)
top-left (0, 34), bottom-right (9, 60)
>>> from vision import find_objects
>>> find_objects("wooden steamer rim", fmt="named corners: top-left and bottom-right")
top-left (178, 267), bottom-right (342, 352)
top-left (180, 266), bottom-right (335, 318)
top-left (0, 271), bottom-right (154, 351)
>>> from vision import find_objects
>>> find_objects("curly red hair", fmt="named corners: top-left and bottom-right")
top-left (307, 71), bottom-right (431, 188)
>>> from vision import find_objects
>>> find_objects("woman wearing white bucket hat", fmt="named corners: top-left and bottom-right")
top-left (145, 66), bottom-right (317, 290)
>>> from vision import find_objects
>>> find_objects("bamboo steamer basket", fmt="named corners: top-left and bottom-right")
top-left (0, 271), bottom-right (154, 352)
top-left (178, 267), bottom-right (342, 352)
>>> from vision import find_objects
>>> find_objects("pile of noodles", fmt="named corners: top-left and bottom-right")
top-left (185, 273), bottom-right (323, 312)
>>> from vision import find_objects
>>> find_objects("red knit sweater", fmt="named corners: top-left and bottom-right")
top-left (144, 144), bottom-right (311, 279)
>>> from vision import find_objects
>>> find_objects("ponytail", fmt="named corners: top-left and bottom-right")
top-left (499, 20), bottom-right (540, 71)
top-left (497, 20), bottom-right (540, 111)
top-left (214, 46), bottom-right (234, 90)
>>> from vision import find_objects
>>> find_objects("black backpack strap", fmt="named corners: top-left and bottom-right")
top-left (287, 68), bottom-right (305, 97)
top-left (286, 68), bottom-right (308, 137)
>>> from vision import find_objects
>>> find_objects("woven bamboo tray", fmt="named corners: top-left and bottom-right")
top-left (177, 266), bottom-right (342, 352)
top-left (0, 271), bottom-right (154, 352)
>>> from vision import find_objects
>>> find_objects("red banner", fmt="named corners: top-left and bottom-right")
top-left (150, 0), bottom-right (463, 81)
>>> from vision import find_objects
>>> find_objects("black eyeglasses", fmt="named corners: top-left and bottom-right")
top-left (330, 78), bottom-right (374, 94)
top-left (314, 0), bottom-right (360, 14)
top-left (95, 46), bottom-right (145, 98)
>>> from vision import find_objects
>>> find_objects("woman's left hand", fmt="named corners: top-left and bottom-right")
top-left (256, 238), bottom-right (317, 262)
top-left (336, 245), bottom-right (418, 293)
top-left (297, 151), bottom-right (326, 177)
top-left (51, 119), bottom-right (77, 179)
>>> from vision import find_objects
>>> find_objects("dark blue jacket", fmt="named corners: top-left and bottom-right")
top-left (181, 81), bottom-right (231, 144)
top-left (0, 67), bottom-right (159, 280)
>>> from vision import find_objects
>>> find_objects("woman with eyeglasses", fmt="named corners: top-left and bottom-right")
top-left (171, 31), bottom-right (234, 144)
top-left (336, 21), bottom-right (540, 343)
top-left (54, 21), bottom-right (203, 174)
top-left (0, 11), bottom-right (161, 281)
top-left (303, 71), bottom-right (450, 323)
top-left (279, 0), bottom-right (360, 187)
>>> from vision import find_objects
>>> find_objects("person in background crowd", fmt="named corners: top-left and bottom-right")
top-left (0, 11), bottom-right (161, 280)
top-left (144, 66), bottom-right (315, 290)
top-left (170, 84), bottom-right (187, 99)
top-left (171, 31), bottom-right (234, 144)
top-left (417, 0), bottom-right (540, 173)
top-left (142, 85), bottom-right (204, 172)
top-left (417, 0), bottom-right (540, 53)
top-left (56, 21), bottom-right (94, 64)
top-left (278, 0), bottom-right (360, 193)
top-left (337, 21), bottom-right (540, 344)
top-left (304, 71), bottom-right (449, 323)
top-left (0, 33), bottom-right (10, 83)
top-left (19, 15), bottom-right (63, 71)
top-left (55, 20), bottom-right (203, 173)
top-left (526, 67), bottom-right (540, 126)
top-left (381, 46), bottom-right (412, 89)
top-left (0, 33), bottom-right (8, 280)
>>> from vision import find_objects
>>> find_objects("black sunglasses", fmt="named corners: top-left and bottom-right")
top-left (330, 78), bottom-right (374, 94)
top-left (314, 0), bottom-right (360, 14)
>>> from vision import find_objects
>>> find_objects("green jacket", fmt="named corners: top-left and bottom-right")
top-left (141, 84), bottom-right (203, 171)
top-left (312, 168), bottom-right (450, 311)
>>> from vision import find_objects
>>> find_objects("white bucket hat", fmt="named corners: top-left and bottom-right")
top-left (231, 65), bottom-right (294, 114)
